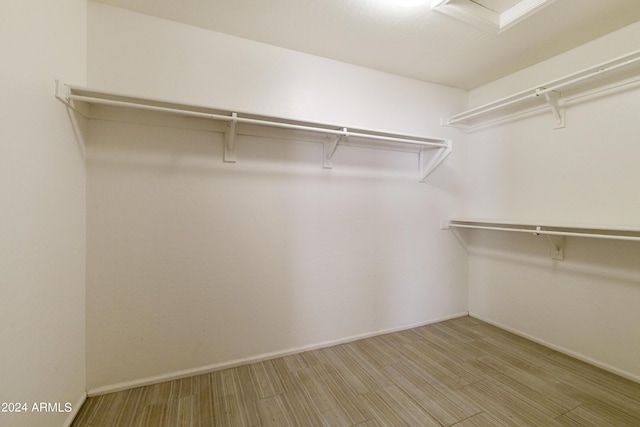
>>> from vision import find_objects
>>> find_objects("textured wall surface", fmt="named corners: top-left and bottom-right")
top-left (466, 22), bottom-right (640, 381)
top-left (0, 1), bottom-right (87, 426)
top-left (85, 3), bottom-right (469, 392)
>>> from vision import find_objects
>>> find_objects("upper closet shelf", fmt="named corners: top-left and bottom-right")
top-left (55, 82), bottom-right (452, 182)
top-left (444, 49), bottom-right (640, 131)
top-left (443, 218), bottom-right (640, 260)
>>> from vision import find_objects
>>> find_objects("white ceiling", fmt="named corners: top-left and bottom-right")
top-left (91, 0), bottom-right (640, 90)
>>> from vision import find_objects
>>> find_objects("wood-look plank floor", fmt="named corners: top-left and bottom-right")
top-left (72, 316), bottom-right (640, 426)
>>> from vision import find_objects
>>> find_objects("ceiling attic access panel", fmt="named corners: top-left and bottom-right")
top-left (55, 82), bottom-right (452, 182)
top-left (431, 0), bottom-right (557, 33)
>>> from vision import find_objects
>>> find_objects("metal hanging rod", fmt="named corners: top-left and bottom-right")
top-left (446, 49), bottom-right (640, 126)
top-left (444, 219), bottom-right (640, 260)
top-left (445, 219), bottom-right (640, 242)
top-left (61, 86), bottom-right (448, 148)
top-left (56, 82), bottom-right (453, 181)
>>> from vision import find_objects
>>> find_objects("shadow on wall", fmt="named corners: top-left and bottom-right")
top-left (460, 229), bottom-right (640, 284)
top-left (462, 228), bottom-right (640, 381)
top-left (85, 114), bottom-right (461, 388)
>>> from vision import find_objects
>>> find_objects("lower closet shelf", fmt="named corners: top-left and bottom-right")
top-left (444, 218), bottom-right (640, 260)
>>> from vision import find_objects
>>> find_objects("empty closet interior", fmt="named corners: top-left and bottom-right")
top-left (3, 1), bottom-right (640, 426)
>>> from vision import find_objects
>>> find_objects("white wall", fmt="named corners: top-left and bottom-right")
top-left (85, 3), bottom-right (469, 392)
top-left (0, 1), bottom-right (87, 426)
top-left (465, 22), bottom-right (640, 381)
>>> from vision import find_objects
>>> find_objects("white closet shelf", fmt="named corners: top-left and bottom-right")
top-left (55, 82), bottom-right (452, 182)
top-left (443, 218), bottom-right (640, 260)
top-left (444, 49), bottom-right (640, 130)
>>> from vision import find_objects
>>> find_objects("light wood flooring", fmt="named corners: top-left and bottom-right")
top-left (72, 316), bottom-right (640, 426)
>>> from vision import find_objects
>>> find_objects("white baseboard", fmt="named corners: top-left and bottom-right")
top-left (469, 313), bottom-right (640, 384)
top-left (62, 391), bottom-right (87, 427)
top-left (87, 311), bottom-right (468, 396)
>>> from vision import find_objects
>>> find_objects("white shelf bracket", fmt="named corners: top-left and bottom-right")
top-left (534, 226), bottom-right (564, 260)
top-left (224, 112), bottom-right (237, 163)
top-left (537, 89), bottom-right (565, 129)
top-left (419, 140), bottom-right (452, 182)
top-left (55, 80), bottom-right (69, 104)
top-left (54, 80), bottom-right (89, 117)
top-left (323, 127), bottom-right (347, 169)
